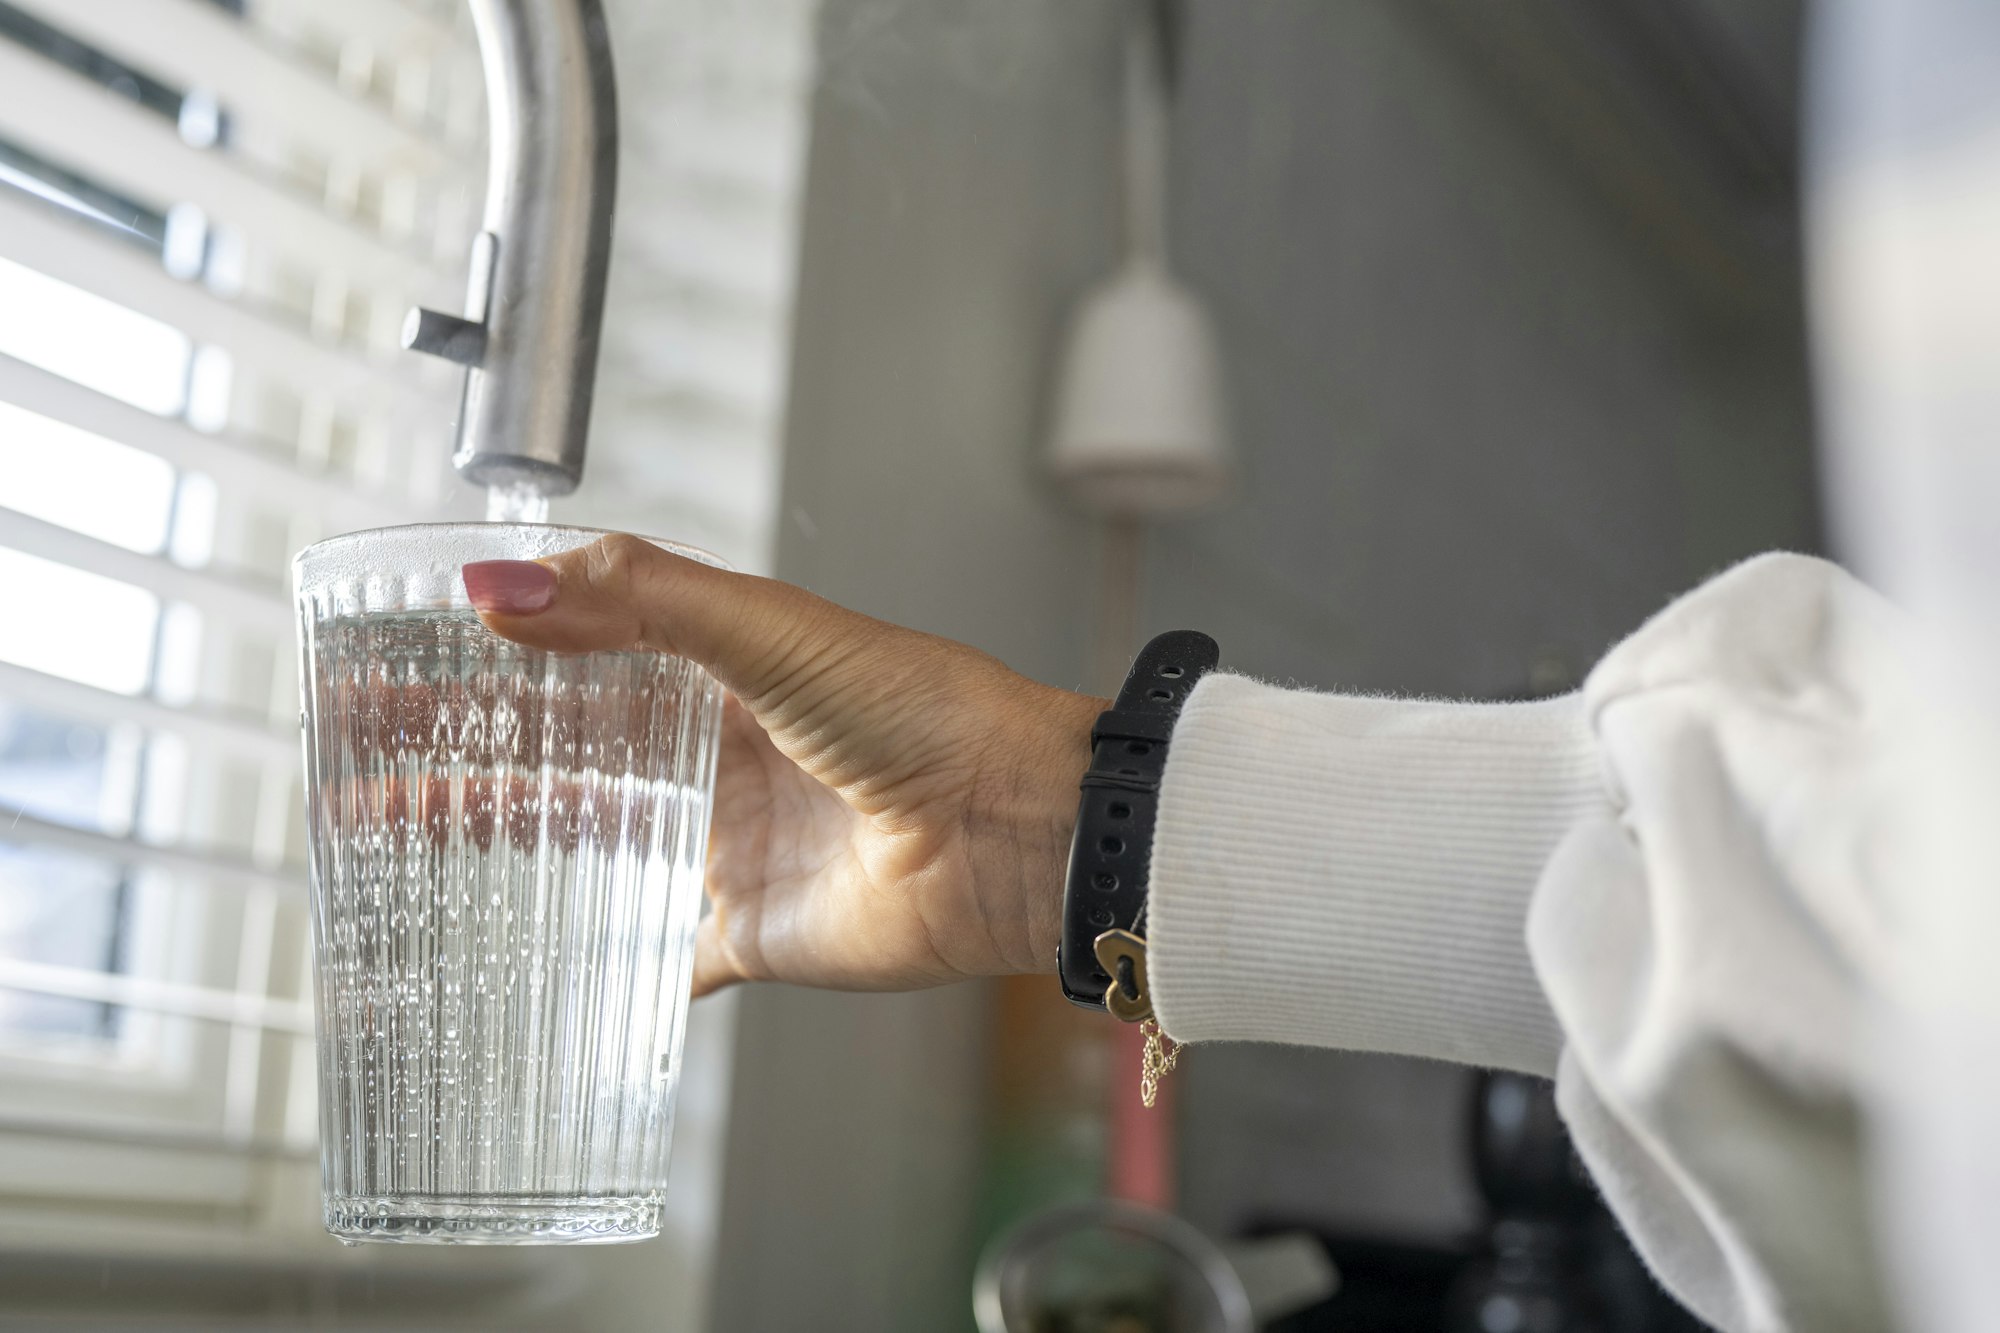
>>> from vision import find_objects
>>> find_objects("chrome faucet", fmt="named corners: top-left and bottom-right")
top-left (401, 0), bottom-right (618, 498)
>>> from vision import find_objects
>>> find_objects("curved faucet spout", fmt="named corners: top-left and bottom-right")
top-left (404, 0), bottom-right (618, 499)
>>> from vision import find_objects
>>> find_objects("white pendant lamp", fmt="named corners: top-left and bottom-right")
top-left (1048, 3), bottom-right (1230, 515)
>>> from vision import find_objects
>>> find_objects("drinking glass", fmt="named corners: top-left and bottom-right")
top-left (292, 523), bottom-right (724, 1244)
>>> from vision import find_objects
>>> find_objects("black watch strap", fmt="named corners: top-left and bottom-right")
top-left (1058, 629), bottom-right (1221, 1012)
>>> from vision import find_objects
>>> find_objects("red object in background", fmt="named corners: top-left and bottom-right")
top-left (1105, 1018), bottom-right (1175, 1209)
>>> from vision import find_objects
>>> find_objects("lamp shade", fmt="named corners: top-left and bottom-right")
top-left (1047, 259), bottom-right (1230, 514)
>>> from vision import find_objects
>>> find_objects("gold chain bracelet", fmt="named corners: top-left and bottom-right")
top-left (1138, 1017), bottom-right (1180, 1108)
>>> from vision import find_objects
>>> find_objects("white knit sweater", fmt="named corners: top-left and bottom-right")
top-left (1149, 553), bottom-right (1898, 1333)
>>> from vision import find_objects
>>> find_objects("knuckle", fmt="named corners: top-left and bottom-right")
top-left (587, 532), bottom-right (652, 596)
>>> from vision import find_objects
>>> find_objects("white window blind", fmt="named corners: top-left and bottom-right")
top-left (0, 0), bottom-right (480, 1241)
top-left (0, 0), bottom-right (815, 1303)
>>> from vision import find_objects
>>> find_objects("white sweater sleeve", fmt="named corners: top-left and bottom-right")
top-left (1148, 553), bottom-right (1900, 1333)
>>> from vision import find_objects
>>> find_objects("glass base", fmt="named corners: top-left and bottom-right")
top-left (325, 1194), bottom-right (662, 1245)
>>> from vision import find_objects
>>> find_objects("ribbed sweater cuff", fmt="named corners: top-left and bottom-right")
top-left (1148, 674), bottom-right (1605, 1075)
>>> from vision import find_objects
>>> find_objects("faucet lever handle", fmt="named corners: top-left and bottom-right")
top-left (402, 307), bottom-right (488, 368)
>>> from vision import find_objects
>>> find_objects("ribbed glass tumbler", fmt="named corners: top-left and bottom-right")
top-left (293, 524), bottom-right (724, 1244)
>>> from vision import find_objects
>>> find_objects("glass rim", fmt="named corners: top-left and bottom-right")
top-left (292, 521), bottom-right (733, 583)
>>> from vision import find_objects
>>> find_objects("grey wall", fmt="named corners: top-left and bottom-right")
top-left (761, 1), bottom-right (1122, 685)
top-left (710, 0), bottom-right (1818, 1323)
top-left (1146, 2), bottom-right (1815, 700)
top-left (1147, 2), bottom-right (1817, 1246)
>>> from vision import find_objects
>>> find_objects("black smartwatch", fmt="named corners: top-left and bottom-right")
top-left (1057, 629), bottom-right (1220, 1018)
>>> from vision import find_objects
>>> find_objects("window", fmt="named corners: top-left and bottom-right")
top-left (0, 0), bottom-right (473, 1234)
top-left (0, 0), bottom-right (811, 1316)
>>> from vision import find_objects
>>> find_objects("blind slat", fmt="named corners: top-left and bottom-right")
top-left (0, 660), bottom-right (296, 767)
top-left (0, 353), bottom-right (421, 533)
top-left (0, 1111), bottom-right (311, 1162)
top-left (589, 424), bottom-right (774, 528)
top-left (0, 508), bottom-right (290, 633)
top-left (4, 0), bottom-right (454, 178)
top-left (613, 202), bottom-right (794, 311)
top-left (0, 803), bottom-right (301, 898)
top-left (0, 40), bottom-right (449, 303)
top-left (0, 187), bottom-right (440, 421)
top-left (249, 0), bottom-right (461, 72)
top-left (628, 104), bottom-right (805, 199)
top-left (0, 958), bottom-right (311, 1035)
top-left (605, 306), bottom-right (782, 411)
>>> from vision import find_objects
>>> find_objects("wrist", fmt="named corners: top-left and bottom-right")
top-left (1010, 685), bottom-right (1106, 975)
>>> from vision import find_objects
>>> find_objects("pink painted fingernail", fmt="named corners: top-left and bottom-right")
top-left (462, 560), bottom-right (556, 615)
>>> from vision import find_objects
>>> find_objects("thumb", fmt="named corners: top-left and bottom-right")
top-left (462, 533), bottom-right (858, 709)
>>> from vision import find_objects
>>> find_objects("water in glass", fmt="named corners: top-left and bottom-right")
top-left (301, 603), bottom-right (716, 1243)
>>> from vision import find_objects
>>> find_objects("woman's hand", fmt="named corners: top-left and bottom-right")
top-left (463, 535), bottom-right (1102, 997)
